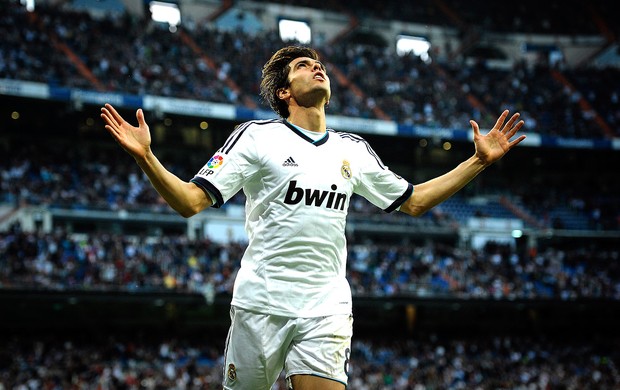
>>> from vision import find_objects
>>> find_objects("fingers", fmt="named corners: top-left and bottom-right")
top-left (473, 110), bottom-right (526, 146)
top-left (508, 134), bottom-right (527, 149)
top-left (506, 118), bottom-right (525, 139)
top-left (136, 108), bottom-right (146, 127)
top-left (104, 103), bottom-right (124, 126)
top-left (493, 110), bottom-right (509, 130)
top-left (503, 112), bottom-right (519, 130)
top-left (100, 104), bottom-right (128, 141)
top-left (492, 110), bottom-right (525, 140)
top-left (100, 111), bottom-right (117, 132)
top-left (100, 104), bottom-right (119, 128)
top-left (100, 104), bottom-right (147, 130)
top-left (470, 119), bottom-right (480, 136)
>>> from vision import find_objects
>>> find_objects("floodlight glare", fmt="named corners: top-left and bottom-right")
top-left (279, 19), bottom-right (311, 44)
top-left (149, 1), bottom-right (181, 26)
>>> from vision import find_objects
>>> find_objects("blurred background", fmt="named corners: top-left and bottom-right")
top-left (1, 0), bottom-right (619, 388)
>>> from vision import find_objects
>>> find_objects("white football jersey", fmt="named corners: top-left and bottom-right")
top-left (191, 119), bottom-right (413, 317)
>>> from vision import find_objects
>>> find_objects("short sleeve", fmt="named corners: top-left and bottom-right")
top-left (190, 122), bottom-right (259, 208)
top-left (353, 141), bottom-right (413, 213)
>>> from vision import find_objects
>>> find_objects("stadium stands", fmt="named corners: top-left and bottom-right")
top-left (1, 0), bottom-right (620, 388)
top-left (2, 0), bottom-right (620, 137)
top-left (1, 333), bottom-right (617, 388)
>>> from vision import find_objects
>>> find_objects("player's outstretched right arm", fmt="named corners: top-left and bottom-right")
top-left (101, 103), bottom-right (212, 217)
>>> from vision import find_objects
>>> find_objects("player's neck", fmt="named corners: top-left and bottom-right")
top-left (287, 106), bottom-right (326, 133)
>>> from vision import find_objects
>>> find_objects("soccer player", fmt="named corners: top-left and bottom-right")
top-left (100, 45), bottom-right (525, 389)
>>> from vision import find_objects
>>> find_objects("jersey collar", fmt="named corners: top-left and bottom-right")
top-left (283, 119), bottom-right (329, 146)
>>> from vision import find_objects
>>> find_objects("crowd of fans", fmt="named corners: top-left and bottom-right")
top-left (445, 59), bottom-right (606, 139)
top-left (1, 333), bottom-right (618, 389)
top-left (273, 0), bottom-right (610, 36)
top-left (2, 1), bottom-right (619, 137)
top-left (1, 220), bottom-right (619, 300)
top-left (1, 136), bottom-right (619, 300)
top-left (0, 1), bottom-right (91, 89)
top-left (2, 1), bottom-right (620, 387)
top-left (565, 67), bottom-right (620, 139)
top-left (2, 141), bottom-right (618, 231)
top-left (438, 0), bottom-right (606, 36)
top-left (0, 144), bottom-right (184, 213)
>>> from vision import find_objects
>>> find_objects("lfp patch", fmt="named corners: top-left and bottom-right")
top-left (207, 154), bottom-right (224, 169)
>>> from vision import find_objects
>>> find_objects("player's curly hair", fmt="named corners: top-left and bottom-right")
top-left (260, 45), bottom-right (320, 119)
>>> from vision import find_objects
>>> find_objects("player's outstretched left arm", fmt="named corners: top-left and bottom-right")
top-left (400, 110), bottom-right (525, 217)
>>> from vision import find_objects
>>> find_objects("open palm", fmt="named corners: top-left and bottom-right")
top-left (471, 110), bottom-right (526, 166)
top-left (101, 103), bottom-right (151, 159)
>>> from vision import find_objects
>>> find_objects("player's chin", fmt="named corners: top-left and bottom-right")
top-left (308, 86), bottom-right (330, 102)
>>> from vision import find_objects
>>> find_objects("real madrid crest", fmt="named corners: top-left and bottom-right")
top-left (227, 363), bottom-right (237, 381)
top-left (341, 160), bottom-right (352, 180)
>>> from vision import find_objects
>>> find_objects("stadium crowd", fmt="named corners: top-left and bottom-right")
top-left (1, 221), bottom-right (619, 300)
top-left (1, 333), bottom-right (618, 389)
top-left (2, 1), bottom-right (620, 388)
top-left (281, 0), bottom-right (609, 36)
top-left (2, 140), bottom-right (618, 231)
top-left (1, 138), bottom-right (619, 300)
top-left (2, 1), bottom-right (619, 137)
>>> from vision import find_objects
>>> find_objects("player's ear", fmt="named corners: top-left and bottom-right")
top-left (277, 87), bottom-right (290, 101)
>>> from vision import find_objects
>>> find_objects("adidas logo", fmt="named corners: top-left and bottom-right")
top-left (282, 157), bottom-right (298, 167)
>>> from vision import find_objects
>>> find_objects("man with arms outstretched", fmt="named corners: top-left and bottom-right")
top-left (101, 45), bottom-right (525, 389)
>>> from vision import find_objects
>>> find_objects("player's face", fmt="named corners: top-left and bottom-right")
top-left (286, 56), bottom-right (331, 106)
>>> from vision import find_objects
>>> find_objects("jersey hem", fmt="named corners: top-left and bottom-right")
top-left (385, 182), bottom-right (414, 213)
top-left (190, 177), bottom-right (224, 208)
top-left (231, 301), bottom-right (352, 318)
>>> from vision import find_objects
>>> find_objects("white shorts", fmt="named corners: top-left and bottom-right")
top-left (222, 306), bottom-right (353, 390)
